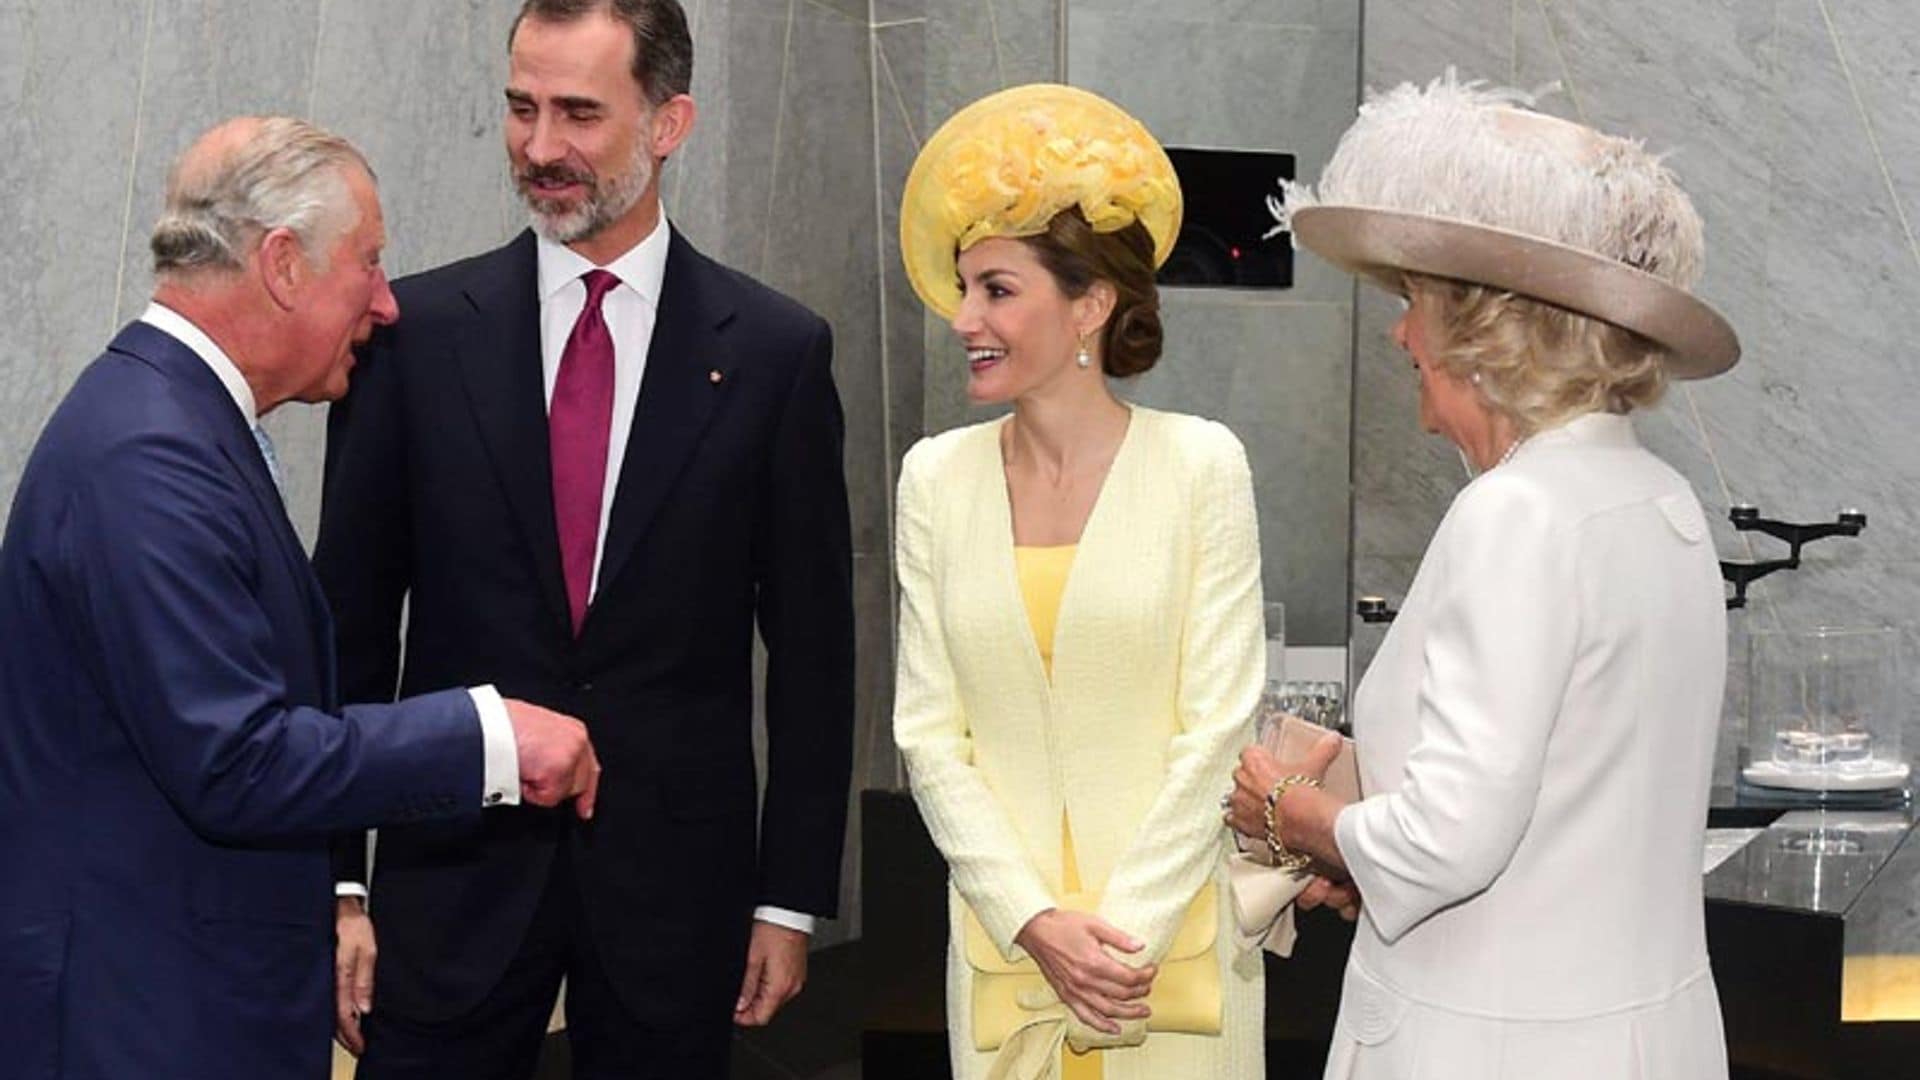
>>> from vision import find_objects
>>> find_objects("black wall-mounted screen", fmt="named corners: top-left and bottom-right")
top-left (1156, 147), bottom-right (1294, 290)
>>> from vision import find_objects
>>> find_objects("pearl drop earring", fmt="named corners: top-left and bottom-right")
top-left (1075, 336), bottom-right (1093, 369)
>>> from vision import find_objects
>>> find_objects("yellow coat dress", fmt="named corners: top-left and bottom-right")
top-left (893, 405), bottom-right (1267, 1080)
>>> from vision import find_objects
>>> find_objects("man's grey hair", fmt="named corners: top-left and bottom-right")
top-left (150, 117), bottom-right (373, 279)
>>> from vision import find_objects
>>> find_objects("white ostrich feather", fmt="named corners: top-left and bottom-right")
top-left (1267, 70), bottom-right (1705, 288)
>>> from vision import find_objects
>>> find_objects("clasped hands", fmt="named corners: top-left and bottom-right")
top-left (1012, 908), bottom-right (1156, 1037)
top-left (1225, 734), bottom-right (1362, 923)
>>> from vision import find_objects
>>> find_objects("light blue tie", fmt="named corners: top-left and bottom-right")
top-left (251, 424), bottom-right (285, 498)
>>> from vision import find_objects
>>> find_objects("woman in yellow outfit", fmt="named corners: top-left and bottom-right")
top-left (892, 84), bottom-right (1267, 1080)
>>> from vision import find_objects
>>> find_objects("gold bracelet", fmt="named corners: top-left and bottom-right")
top-left (1263, 774), bottom-right (1323, 872)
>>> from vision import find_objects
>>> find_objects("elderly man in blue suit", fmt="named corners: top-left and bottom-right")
top-left (0, 116), bottom-right (605, 1080)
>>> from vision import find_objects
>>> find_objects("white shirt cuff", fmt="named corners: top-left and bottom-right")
top-left (754, 906), bottom-right (816, 935)
top-left (335, 882), bottom-right (368, 899)
top-left (470, 685), bottom-right (520, 808)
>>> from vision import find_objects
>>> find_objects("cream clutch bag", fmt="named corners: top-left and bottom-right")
top-left (961, 886), bottom-right (1221, 1052)
top-left (1229, 715), bottom-right (1360, 954)
top-left (1235, 714), bottom-right (1360, 865)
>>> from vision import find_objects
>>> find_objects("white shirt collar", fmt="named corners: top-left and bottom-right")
top-left (535, 215), bottom-right (670, 308)
top-left (139, 301), bottom-right (258, 421)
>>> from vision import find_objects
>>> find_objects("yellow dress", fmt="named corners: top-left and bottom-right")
top-left (1015, 545), bottom-right (1102, 1080)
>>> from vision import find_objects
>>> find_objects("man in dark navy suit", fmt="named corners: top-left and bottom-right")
top-left (0, 116), bottom-right (602, 1080)
top-left (314, 2), bottom-right (856, 1077)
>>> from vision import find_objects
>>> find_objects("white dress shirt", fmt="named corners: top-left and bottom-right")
top-left (136, 303), bottom-right (521, 903)
top-left (534, 226), bottom-right (815, 936)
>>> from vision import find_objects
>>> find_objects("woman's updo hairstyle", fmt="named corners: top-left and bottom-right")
top-left (1018, 206), bottom-right (1163, 378)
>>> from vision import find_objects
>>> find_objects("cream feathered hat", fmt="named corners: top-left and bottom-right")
top-left (1280, 73), bottom-right (1739, 378)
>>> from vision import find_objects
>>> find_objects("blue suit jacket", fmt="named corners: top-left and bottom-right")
top-left (0, 322), bottom-right (484, 1079)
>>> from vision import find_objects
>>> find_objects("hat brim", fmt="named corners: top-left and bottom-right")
top-left (1291, 205), bottom-right (1739, 379)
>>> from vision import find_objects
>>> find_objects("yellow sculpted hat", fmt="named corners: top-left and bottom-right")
top-left (900, 83), bottom-right (1183, 320)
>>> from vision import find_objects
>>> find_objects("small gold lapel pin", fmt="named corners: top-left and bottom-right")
top-left (708, 368), bottom-right (724, 385)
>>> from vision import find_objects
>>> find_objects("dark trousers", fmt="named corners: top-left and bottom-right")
top-left (355, 846), bottom-right (733, 1080)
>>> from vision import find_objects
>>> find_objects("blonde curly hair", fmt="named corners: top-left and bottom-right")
top-left (1407, 272), bottom-right (1668, 434)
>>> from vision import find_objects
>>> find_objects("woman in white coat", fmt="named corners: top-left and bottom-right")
top-left (1226, 75), bottom-right (1742, 1078)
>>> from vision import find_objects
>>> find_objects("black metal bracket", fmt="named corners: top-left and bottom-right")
top-left (1356, 596), bottom-right (1397, 624)
top-left (1720, 505), bottom-right (1866, 609)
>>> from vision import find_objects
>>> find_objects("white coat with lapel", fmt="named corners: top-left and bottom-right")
top-left (1328, 412), bottom-right (1729, 1079)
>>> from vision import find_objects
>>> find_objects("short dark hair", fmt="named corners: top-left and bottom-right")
top-left (510, 0), bottom-right (693, 106)
top-left (1019, 208), bottom-right (1164, 378)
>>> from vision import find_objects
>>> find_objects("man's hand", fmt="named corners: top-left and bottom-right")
top-left (504, 699), bottom-right (600, 819)
top-left (733, 921), bottom-right (810, 1027)
top-left (334, 897), bottom-right (376, 1056)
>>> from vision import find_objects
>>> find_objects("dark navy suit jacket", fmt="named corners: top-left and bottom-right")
top-left (314, 229), bottom-right (855, 1026)
top-left (0, 322), bottom-right (484, 1079)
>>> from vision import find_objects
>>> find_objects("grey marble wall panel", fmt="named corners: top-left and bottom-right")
top-left (716, 3), bottom-right (793, 276)
top-left (810, 0), bottom-right (866, 21)
top-left (1360, 0), bottom-right (1509, 89)
top-left (1720, 1), bottom-right (1920, 550)
top-left (1069, 0), bottom-right (1354, 27)
top-left (1820, 0), bottom-right (1920, 256)
top-left (873, 0), bottom-right (924, 23)
top-left (0, 1), bottom-right (149, 515)
top-left (309, 1), bottom-right (520, 276)
top-left (1132, 296), bottom-right (1354, 642)
top-left (924, 0), bottom-right (1059, 143)
top-left (659, 0), bottom-right (734, 256)
top-left (851, 549), bottom-right (899, 788)
top-left (1066, 15), bottom-right (1357, 305)
top-left (876, 19), bottom-right (928, 482)
top-left (112, 0), bottom-right (322, 328)
top-left (754, 3), bottom-right (884, 555)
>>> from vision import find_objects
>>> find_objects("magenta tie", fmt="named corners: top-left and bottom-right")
top-left (550, 268), bottom-right (620, 637)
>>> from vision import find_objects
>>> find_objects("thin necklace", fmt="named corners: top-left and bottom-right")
top-left (1494, 436), bottom-right (1524, 468)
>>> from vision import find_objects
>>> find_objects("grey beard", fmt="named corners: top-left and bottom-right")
top-left (520, 152), bottom-right (654, 246)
